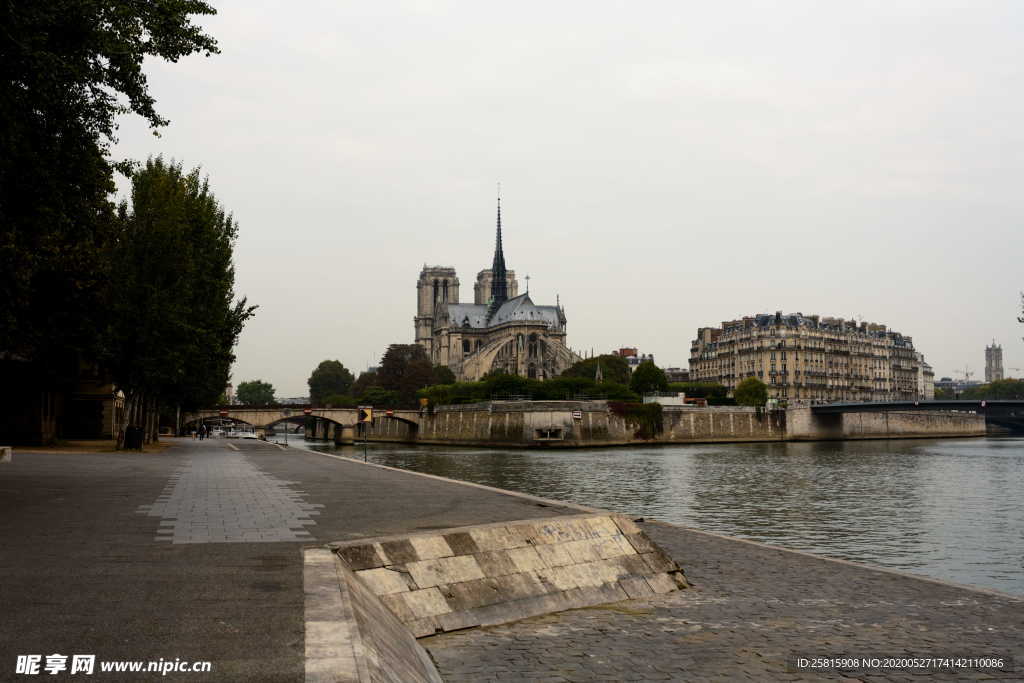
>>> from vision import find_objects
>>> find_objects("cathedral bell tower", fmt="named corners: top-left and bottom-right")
top-left (414, 266), bottom-right (459, 353)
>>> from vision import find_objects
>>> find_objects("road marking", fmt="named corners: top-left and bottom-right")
top-left (225, 442), bottom-right (239, 451)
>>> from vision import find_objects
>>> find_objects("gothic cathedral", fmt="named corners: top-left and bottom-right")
top-left (414, 199), bottom-right (580, 381)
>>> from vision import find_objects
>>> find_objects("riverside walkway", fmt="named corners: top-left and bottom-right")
top-left (0, 438), bottom-right (578, 681)
top-left (1, 438), bottom-right (1020, 681)
top-left (426, 522), bottom-right (1023, 680)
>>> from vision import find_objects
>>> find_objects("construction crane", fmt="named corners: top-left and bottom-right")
top-left (956, 366), bottom-right (974, 383)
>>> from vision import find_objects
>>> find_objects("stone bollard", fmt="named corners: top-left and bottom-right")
top-left (1, 446), bottom-right (12, 464)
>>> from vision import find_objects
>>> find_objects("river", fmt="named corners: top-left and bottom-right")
top-left (270, 434), bottom-right (1024, 596)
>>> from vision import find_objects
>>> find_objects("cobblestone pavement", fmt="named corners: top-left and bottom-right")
top-left (137, 451), bottom-right (323, 543)
top-left (425, 521), bottom-right (1024, 682)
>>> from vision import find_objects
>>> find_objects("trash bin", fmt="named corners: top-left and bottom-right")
top-left (125, 426), bottom-right (144, 450)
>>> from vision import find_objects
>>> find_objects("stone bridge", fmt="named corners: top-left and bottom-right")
top-left (183, 406), bottom-right (422, 444)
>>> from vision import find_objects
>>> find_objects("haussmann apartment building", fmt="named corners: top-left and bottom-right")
top-left (689, 312), bottom-right (934, 404)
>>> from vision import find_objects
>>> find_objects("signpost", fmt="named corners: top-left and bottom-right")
top-left (358, 406), bottom-right (373, 461)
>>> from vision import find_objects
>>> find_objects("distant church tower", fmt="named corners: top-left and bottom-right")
top-left (414, 266), bottom-right (459, 352)
top-left (985, 340), bottom-right (1004, 383)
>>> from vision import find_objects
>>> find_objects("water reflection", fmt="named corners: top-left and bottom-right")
top-left (276, 435), bottom-right (1024, 595)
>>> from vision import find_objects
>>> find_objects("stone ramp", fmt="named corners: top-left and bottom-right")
top-left (304, 548), bottom-right (443, 683)
top-left (330, 513), bottom-right (688, 637)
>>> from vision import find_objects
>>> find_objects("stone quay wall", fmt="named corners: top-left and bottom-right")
top-left (786, 406), bottom-right (986, 441)
top-left (353, 401), bottom-right (985, 448)
top-left (359, 401), bottom-right (784, 448)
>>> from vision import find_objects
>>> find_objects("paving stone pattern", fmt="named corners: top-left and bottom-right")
top-left (332, 514), bottom-right (687, 638)
top-left (136, 450), bottom-right (323, 543)
top-left (425, 521), bottom-right (1024, 682)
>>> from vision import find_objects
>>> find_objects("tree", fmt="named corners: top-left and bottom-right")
top-left (105, 158), bottom-right (255, 444)
top-left (630, 361), bottom-right (668, 395)
top-left (734, 377), bottom-right (769, 406)
top-left (1, 1), bottom-right (220, 371)
top-left (432, 365), bottom-right (456, 385)
top-left (351, 370), bottom-right (379, 399)
top-left (236, 380), bottom-right (275, 406)
top-left (667, 382), bottom-right (728, 399)
top-left (308, 360), bottom-right (354, 406)
top-left (561, 355), bottom-right (631, 385)
top-left (378, 344), bottom-right (437, 406)
top-left (322, 394), bottom-right (357, 408)
top-left (960, 379), bottom-right (1024, 400)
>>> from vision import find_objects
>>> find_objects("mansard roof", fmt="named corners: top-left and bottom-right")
top-left (446, 293), bottom-right (563, 330)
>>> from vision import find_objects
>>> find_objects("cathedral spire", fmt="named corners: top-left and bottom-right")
top-left (490, 190), bottom-right (508, 306)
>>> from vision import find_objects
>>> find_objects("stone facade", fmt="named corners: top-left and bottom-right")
top-left (985, 340), bottom-right (1004, 383)
top-left (413, 199), bottom-right (579, 381)
top-left (689, 312), bottom-right (933, 402)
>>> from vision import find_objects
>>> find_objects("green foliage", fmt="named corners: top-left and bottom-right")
top-left (934, 387), bottom-right (953, 400)
top-left (361, 387), bottom-right (400, 406)
top-left (416, 374), bottom-right (641, 406)
top-left (432, 365), bottom-right (456, 385)
top-left (667, 382), bottom-right (728, 399)
top-left (734, 377), bottom-right (769, 406)
top-left (560, 355), bottom-right (631, 385)
top-left (959, 379), bottom-right (1024, 400)
top-left (236, 380), bottom-right (275, 406)
top-left (308, 360), bottom-right (354, 406)
top-left (322, 394), bottom-right (357, 408)
top-left (608, 402), bottom-right (663, 439)
top-left (351, 369), bottom-right (379, 398)
top-left (0, 1), bottom-right (220, 371)
top-left (629, 361), bottom-right (668, 395)
top-left (105, 158), bottom-right (255, 413)
top-left (377, 344), bottom-right (440, 407)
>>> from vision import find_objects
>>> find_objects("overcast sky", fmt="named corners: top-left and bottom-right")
top-left (112, 0), bottom-right (1024, 396)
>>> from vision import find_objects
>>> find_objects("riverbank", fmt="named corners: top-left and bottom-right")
top-left (333, 402), bottom-right (987, 448)
top-left (5, 438), bottom-right (1019, 681)
top-left (286, 437), bottom-right (1024, 597)
top-left (425, 517), bottom-right (1023, 681)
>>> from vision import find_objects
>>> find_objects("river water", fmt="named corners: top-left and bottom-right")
top-left (273, 434), bottom-right (1024, 595)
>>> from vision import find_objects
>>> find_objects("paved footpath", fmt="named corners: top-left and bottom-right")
top-left (425, 520), bottom-right (1024, 682)
top-left (0, 438), bottom-right (578, 681)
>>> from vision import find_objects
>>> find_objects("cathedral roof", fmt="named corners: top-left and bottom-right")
top-left (447, 293), bottom-right (563, 330)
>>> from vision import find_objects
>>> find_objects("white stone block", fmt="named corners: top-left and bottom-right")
top-left (398, 588), bottom-right (452, 619)
top-left (534, 542), bottom-right (574, 568)
top-left (409, 535), bottom-right (454, 560)
top-left (355, 568), bottom-right (411, 595)
top-left (506, 546), bottom-right (547, 573)
top-left (406, 555), bottom-right (485, 588)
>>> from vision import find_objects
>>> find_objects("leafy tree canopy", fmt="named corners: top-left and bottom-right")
top-left (560, 355), bottom-right (631, 385)
top-left (308, 360), bottom-right (354, 406)
top-left (236, 380), bottom-right (275, 406)
top-left (959, 379), bottom-right (1024, 400)
top-left (629, 361), bottom-right (668, 395)
top-left (351, 370), bottom-right (379, 399)
top-left (378, 344), bottom-right (436, 406)
top-left (0, 1), bottom-right (220, 369)
top-left (322, 394), bottom-right (357, 408)
top-left (734, 377), bottom-right (769, 406)
top-left (432, 365), bottom-right (456, 385)
top-left (105, 158), bottom-right (255, 412)
top-left (417, 374), bottom-right (641, 406)
top-left (667, 382), bottom-right (728, 399)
